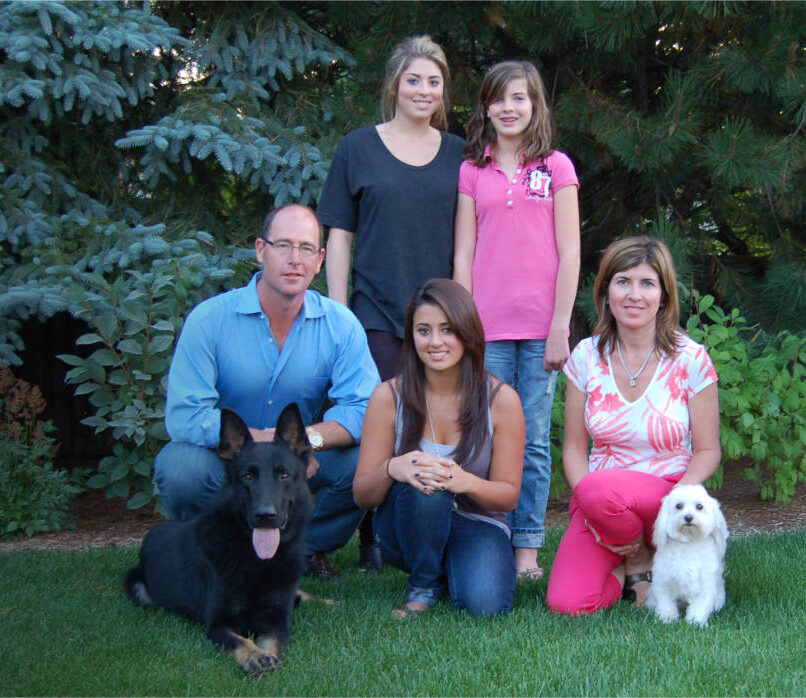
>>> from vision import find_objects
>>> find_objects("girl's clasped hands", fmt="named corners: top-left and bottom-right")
top-left (387, 451), bottom-right (469, 495)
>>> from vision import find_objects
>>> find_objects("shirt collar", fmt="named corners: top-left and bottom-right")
top-left (301, 289), bottom-right (326, 319)
top-left (235, 273), bottom-right (263, 315)
top-left (236, 272), bottom-right (325, 319)
top-left (484, 143), bottom-right (528, 170)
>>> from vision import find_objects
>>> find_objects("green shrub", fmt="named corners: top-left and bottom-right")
top-left (686, 293), bottom-right (806, 502)
top-left (0, 368), bottom-right (85, 538)
top-left (52, 230), bottom-right (252, 510)
top-left (549, 374), bottom-right (568, 498)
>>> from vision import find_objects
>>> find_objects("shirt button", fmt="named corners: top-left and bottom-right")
top-left (507, 201), bottom-right (513, 207)
top-left (507, 189), bottom-right (512, 194)
top-left (268, 400), bottom-right (273, 405)
top-left (516, 168), bottom-right (522, 174)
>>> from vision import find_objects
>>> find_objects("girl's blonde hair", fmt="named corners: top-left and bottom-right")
top-left (381, 35), bottom-right (451, 130)
top-left (592, 236), bottom-right (683, 359)
top-left (464, 60), bottom-right (553, 166)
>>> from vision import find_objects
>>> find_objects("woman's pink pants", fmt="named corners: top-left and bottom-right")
top-left (546, 469), bottom-right (682, 615)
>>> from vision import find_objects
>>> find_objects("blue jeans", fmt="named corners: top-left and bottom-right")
top-left (485, 339), bottom-right (557, 549)
top-left (152, 441), bottom-right (364, 556)
top-left (373, 483), bottom-right (515, 617)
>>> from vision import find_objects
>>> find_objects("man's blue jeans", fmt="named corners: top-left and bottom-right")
top-left (152, 441), bottom-right (364, 555)
top-left (484, 339), bottom-right (557, 549)
top-left (373, 482), bottom-right (515, 617)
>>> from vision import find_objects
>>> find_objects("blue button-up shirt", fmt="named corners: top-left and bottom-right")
top-left (165, 273), bottom-right (380, 448)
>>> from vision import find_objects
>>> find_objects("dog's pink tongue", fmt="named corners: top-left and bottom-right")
top-left (252, 528), bottom-right (280, 560)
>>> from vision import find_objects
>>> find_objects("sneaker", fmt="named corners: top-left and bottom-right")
top-left (305, 552), bottom-right (341, 580)
top-left (357, 542), bottom-right (383, 572)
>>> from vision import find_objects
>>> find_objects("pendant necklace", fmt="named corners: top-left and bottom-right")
top-left (616, 339), bottom-right (656, 387)
top-left (424, 396), bottom-right (441, 457)
top-left (425, 394), bottom-right (462, 482)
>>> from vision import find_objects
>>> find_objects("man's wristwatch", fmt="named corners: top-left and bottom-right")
top-left (306, 426), bottom-right (324, 451)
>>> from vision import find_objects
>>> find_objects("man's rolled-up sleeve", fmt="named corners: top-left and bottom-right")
top-left (322, 314), bottom-right (380, 442)
top-left (164, 307), bottom-right (222, 448)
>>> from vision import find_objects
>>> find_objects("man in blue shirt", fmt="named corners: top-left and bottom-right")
top-left (154, 204), bottom-right (380, 578)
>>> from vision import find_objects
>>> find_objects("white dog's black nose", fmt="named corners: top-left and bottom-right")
top-left (684, 514), bottom-right (693, 524)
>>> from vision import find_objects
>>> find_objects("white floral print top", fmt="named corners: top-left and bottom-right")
top-left (563, 335), bottom-right (718, 478)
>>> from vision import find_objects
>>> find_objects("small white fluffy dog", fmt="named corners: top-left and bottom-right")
top-left (646, 484), bottom-right (728, 627)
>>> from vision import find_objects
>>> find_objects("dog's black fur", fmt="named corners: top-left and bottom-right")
top-left (124, 404), bottom-right (313, 677)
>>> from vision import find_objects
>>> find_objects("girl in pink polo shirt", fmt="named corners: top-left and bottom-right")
top-left (454, 61), bottom-right (580, 579)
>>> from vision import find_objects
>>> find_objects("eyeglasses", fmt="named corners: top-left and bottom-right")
top-left (262, 239), bottom-right (321, 258)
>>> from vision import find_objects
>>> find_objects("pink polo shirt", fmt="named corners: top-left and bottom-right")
top-left (458, 149), bottom-right (578, 341)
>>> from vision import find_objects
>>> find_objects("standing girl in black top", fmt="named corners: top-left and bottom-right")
top-left (318, 35), bottom-right (465, 381)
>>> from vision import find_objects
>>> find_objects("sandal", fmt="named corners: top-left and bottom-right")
top-left (392, 601), bottom-right (430, 619)
top-left (516, 567), bottom-right (545, 581)
top-left (622, 570), bottom-right (652, 606)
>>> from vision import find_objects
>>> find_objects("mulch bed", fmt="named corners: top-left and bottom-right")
top-left (1, 459), bottom-right (804, 552)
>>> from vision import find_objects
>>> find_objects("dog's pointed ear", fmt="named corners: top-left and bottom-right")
top-left (710, 499), bottom-right (729, 556)
top-left (217, 408), bottom-right (252, 462)
top-left (274, 403), bottom-right (312, 461)
top-left (652, 493), bottom-right (672, 548)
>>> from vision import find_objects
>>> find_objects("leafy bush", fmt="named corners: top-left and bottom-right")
top-left (0, 368), bottom-right (85, 538)
top-left (549, 375), bottom-right (567, 498)
top-left (50, 229), bottom-right (253, 510)
top-left (686, 293), bottom-right (806, 503)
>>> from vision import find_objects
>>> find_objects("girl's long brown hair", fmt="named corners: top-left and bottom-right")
top-left (464, 60), bottom-right (553, 166)
top-left (592, 236), bottom-right (683, 359)
top-left (397, 278), bottom-right (487, 465)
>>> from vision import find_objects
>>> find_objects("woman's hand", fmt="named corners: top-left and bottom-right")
top-left (389, 450), bottom-right (462, 495)
top-left (585, 519), bottom-right (641, 557)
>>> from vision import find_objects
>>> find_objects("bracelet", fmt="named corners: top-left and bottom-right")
top-left (384, 457), bottom-right (393, 479)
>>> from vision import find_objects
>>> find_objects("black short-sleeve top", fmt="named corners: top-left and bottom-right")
top-left (317, 126), bottom-right (465, 338)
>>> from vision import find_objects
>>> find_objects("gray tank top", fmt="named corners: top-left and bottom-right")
top-left (391, 379), bottom-right (510, 534)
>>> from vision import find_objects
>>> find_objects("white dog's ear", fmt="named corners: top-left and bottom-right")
top-left (653, 494), bottom-right (672, 548)
top-left (709, 498), bottom-right (729, 556)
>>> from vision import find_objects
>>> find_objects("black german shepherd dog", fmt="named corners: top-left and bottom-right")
top-left (125, 403), bottom-right (313, 678)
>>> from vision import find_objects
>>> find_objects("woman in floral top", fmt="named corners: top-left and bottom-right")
top-left (546, 236), bottom-right (720, 615)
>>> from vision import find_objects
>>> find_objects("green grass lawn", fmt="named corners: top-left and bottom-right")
top-left (1, 529), bottom-right (805, 696)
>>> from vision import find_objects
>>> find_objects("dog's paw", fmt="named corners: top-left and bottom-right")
top-left (656, 611), bottom-right (678, 624)
top-left (652, 598), bottom-right (680, 624)
top-left (684, 596), bottom-right (717, 627)
top-left (231, 643), bottom-right (282, 678)
top-left (295, 589), bottom-right (339, 606)
top-left (685, 610), bottom-right (712, 628)
top-left (244, 651), bottom-right (281, 678)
